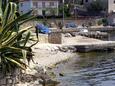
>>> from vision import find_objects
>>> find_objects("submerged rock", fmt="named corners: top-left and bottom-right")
top-left (59, 73), bottom-right (64, 77)
top-left (59, 47), bottom-right (69, 52)
top-left (39, 79), bottom-right (60, 86)
top-left (64, 33), bottom-right (72, 37)
top-left (59, 46), bottom-right (77, 52)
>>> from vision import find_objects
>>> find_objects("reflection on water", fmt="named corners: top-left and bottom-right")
top-left (106, 32), bottom-right (115, 41)
top-left (53, 51), bottom-right (115, 86)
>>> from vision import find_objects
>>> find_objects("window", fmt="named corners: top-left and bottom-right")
top-left (42, 2), bottom-right (45, 8)
top-left (50, 2), bottom-right (54, 6)
top-left (33, 2), bottom-right (38, 8)
top-left (85, 0), bottom-right (88, 2)
top-left (21, 11), bottom-right (23, 14)
top-left (114, 0), bottom-right (115, 3)
top-left (20, 3), bottom-right (23, 7)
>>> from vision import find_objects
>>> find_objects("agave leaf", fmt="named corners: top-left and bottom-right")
top-left (22, 49), bottom-right (27, 59)
top-left (14, 22), bottom-right (19, 32)
top-left (2, 26), bottom-right (32, 47)
top-left (2, 30), bottom-right (14, 42)
top-left (0, 1), bottom-right (38, 72)
top-left (0, 46), bottom-right (27, 57)
top-left (1, 10), bottom-right (33, 39)
top-left (3, 3), bottom-right (10, 27)
top-left (2, 2), bottom-right (17, 26)
top-left (1, 0), bottom-right (7, 13)
top-left (9, 2), bottom-right (17, 20)
top-left (23, 31), bottom-right (31, 47)
top-left (1, 32), bottom-right (17, 46)
top-left (0, 1), bottom-right (3, 20)
top-left (5, 57), bottom-right (27, 70)
top-left (7, 47), bottom-right (25, 52)
top-left (19, 16), bottom-right (36, 26)
top-left (1, 2), bottom-right (17, 39)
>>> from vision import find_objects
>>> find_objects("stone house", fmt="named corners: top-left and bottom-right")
top-left (82, 0), bottom-right (115, 13)
top-left (107, 0), bottom-right (115, 25)
top-left (82, 0), bottom-right (107, 10)
top-left (19, 0), bottom-right (59, 16)
top-left (108, 0), bottom-right (115, 13)
top-left (82, 0), bottom-right (115, 25)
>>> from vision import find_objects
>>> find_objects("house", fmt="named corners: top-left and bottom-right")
top-left (108, 0), bottom-right (115, 13)
top-left (107, 0), bottom-right (115, 25)
top-left (81, 0), bottom-right (115, 25)
top-left (82, 0), bottom-right (95, 4)
top-left (82, 0), bottom-right (107, 4)
top-left (19, 0), bottom-right (59, 16)
top-left (82, 0), bottom-right (115, 14)
top-left (82, 0), bottom-right (107, 10)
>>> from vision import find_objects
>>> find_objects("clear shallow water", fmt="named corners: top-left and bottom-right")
top-left (53, 51), bottom-right (115, 86)
top-left (104, 32), bottom-right (115, 41)
top-left (52, 32), bottom-right (115, 86)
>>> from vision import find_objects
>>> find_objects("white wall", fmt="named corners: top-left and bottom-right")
top-left (108, 13), bottom-right (115, 25)
top-left (19, 0), bottom-right (59, 15)
top-left (19, 1), bottom-right (32, 14)
top-left (35, 1), bottom-right (58, 8)
top-left (108, 0), bottom-right (115, 13)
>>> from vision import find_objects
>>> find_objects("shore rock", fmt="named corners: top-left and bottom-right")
top-left (59, 46), bottom-right (77, 52)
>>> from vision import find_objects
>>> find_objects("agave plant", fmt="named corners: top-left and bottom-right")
top-left (0, 0), bottom-right (38, 74)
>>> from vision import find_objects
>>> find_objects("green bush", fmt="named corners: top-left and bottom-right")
top-left (59, 4), bottom-right (71, 17)
top-left (97, 19), bottom-right (103, 25)
top-left (102, 18), bottom-right (108, 26)
top-left (97, 18), bottom-right (108, 26)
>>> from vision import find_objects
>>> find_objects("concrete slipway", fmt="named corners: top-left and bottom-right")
top-left (62, 35), bottom-right (115, 52)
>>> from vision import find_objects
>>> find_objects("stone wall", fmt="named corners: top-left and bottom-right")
top-left (0, 69), bottom-right (21, 86)
top-left (48, 32), bottom-right (62, 44)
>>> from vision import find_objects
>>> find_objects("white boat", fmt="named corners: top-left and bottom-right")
top-left (80, 28), bottom-right (88, 33)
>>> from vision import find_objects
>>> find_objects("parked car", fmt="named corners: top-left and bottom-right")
top-left (35, 24), bottom-right (51, 34)
top-left (65, 22), bottom-right (77, 28)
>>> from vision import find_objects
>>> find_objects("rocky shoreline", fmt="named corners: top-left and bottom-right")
top-left (17, 43), bottom-right (76, 86)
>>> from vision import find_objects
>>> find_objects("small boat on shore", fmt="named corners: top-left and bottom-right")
top-left (78, 31), bottom-right (108, 39)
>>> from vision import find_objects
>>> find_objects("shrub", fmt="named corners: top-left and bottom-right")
top-left (97, 18), bottom-right (108, 26)
top-left (0, 0), bottom-right (38, 74)
top-left (59, 4), bottom-right (71, 17)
